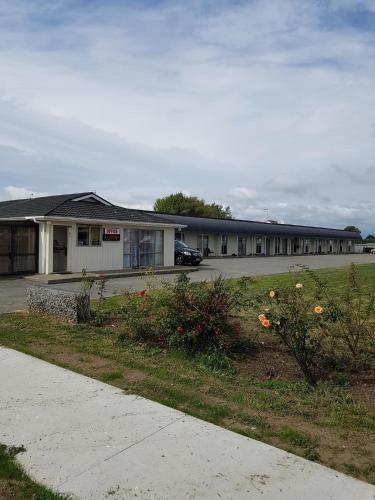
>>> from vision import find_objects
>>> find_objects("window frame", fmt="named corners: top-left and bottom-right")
top-left (77, 225), bottom-right (102, 247)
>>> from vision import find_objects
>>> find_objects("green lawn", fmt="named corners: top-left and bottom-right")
top-left (0, 263), bottom-right (374, 484)
top-left (0, 444), bottom-right (69, 500)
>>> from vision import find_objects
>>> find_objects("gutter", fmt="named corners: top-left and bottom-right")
top-left (3, 215), bottom-right (186, 230)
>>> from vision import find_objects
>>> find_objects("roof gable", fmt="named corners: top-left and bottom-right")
top-left (0, 192), bottom-right (93, 218)
top-left (0, 191), bottom-right (176, 225)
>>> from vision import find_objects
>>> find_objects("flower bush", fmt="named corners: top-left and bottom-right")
top-left (256, 264), bottom-right (375, 383)
top-left (118, 273), bottom-right (245, 356)
top-left (257, 279), bottom-right (327, 384)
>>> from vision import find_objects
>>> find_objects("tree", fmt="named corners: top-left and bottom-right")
top-left (344, 226), bottom-right (361, 233)
top-left (154, 192), bottom-right (232, 219)
top-left (365, 234), bottom-right (375, 242)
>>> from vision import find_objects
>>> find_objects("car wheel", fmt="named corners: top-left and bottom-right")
top-left (193, 262), bottom-right (200, 266)
top-left (176, 255), bottom-right (183, 265)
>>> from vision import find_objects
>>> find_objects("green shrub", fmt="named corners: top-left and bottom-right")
top-left (117, 273), bottom-right (244, 357)
top-left (323, 264), bottom-right (375, 367)
top-left (164, 274), bottom-right (240, 353)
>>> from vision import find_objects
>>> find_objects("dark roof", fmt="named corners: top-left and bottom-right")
top-left (0, 192), bottom-right (92, 217)
top-left (152, 213), bottom-right (361, 240)
top-left (0, 192), bottom-right (174, 225)
top-left (50, 200), bottom-right (170, 224)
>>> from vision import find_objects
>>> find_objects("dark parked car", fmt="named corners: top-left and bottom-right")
top-left (174, 240), bottom-right (203, 266)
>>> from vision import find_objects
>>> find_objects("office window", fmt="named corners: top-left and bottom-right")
top-left (221, 235), bottom-right (228, 255)
top-left (77, 225), bottom-right (102, 247)
top-left (77, 226), bottom-right (90, 246)
top-left (90, 226), bottom-right (101, 246)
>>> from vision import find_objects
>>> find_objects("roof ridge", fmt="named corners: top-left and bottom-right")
top-left (44, 192), bottom-right (94, 216)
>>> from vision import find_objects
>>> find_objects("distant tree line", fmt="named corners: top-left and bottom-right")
top-left (154, 192), bottom-right (232, 219)
top-left (343, 226), bottom-right (374, 242)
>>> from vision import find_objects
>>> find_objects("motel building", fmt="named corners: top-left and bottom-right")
top-left (0, 192), bottom-right (361, 276)
top-left (0, 192), bottom-right (181, 275)
top-left (154, 213), bottom-right (360, 258)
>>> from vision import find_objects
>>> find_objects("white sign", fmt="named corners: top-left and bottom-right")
top-left (104, 228), bottom-right (120, 235)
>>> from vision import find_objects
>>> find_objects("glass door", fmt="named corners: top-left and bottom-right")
top-left (124, 230), bottom-right (140, 268)
top-left (124, 229), bottom-right (164, 268)
top-left (197, 234), bottom-right (209, 256)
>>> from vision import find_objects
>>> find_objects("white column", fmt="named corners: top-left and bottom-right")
top-left (44, 222), bottom-right (54, 274)
top-left (163, 228), bottom-right (175, 267)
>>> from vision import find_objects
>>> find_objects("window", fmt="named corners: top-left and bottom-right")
top-left (77, 226), bottom-right (89, 246)
top-left (221, 235), bottom-right (228, 255)
top-left (91, 226), bottom-right (101, 246)
top-left (77, 225), bottom-right (102, 247)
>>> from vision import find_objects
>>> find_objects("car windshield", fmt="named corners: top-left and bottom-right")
top-left (175, 240), bottom-right (189, 248)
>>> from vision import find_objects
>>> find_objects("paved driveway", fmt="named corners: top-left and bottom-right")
top-left (0, 254), bottom-right (374, 313)
top-left (0, 347), bottom-right (373, 500)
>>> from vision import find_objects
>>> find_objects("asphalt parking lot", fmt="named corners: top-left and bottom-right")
top-left (0, 253), bottom-right (374, 314)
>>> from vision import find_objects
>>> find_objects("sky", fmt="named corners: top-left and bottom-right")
top-left (0, 0), bottom-right (374, 234)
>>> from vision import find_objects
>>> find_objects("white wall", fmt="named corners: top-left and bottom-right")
top-left (43, 222), bottom-right (177, 274)
top-left (163, 227), bottom-right (175, 267)
top-left (69, 223), bottom-right (123, 273)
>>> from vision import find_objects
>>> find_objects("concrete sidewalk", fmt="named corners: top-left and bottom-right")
top-left (0, 348), bottom-right (373, 500)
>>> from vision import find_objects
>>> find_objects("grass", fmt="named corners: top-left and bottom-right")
top-left (0, 263), bottom-right (374, 484)
top-left (0, 444), bottom-right (69, 500)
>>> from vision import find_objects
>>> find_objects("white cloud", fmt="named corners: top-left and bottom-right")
top-left (3, 185), bottom-right (49, 200)
top-left (229, 187), bottom-right (258, 200)
top-left (0, 0), bottom-right (374, 233)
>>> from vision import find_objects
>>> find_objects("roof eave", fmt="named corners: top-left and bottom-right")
top-left (42, 216), bottom-right (185, 229)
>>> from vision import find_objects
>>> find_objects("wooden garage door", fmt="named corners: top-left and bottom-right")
top-left (0, 224), bottom-right (37, 274)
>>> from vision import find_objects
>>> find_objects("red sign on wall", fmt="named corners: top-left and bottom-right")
top-left (103, 228), bottom-right (121, 241)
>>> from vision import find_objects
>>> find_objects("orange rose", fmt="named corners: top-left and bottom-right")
top-left (262, 319), bottom-right (271, 328)
top-left (258, 314), bottom-right (266, 322)
top-left (314, 305), bottom-right (323, 315)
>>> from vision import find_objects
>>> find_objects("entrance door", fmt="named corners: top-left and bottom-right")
top-left (124, 230), bottom-right (140, 268)
top-left (281, 239), bottom-right (288, 255)
top-left (265, 238), bottom-right (271, 256)
top-left (124, 229), bottom-right (164, 268)
top-left (197, 234), bottom-right (210, 256)
top-left (53, 226), bottom-right (68, 272)
top-left (238, 236), bottom-right (247, 256)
